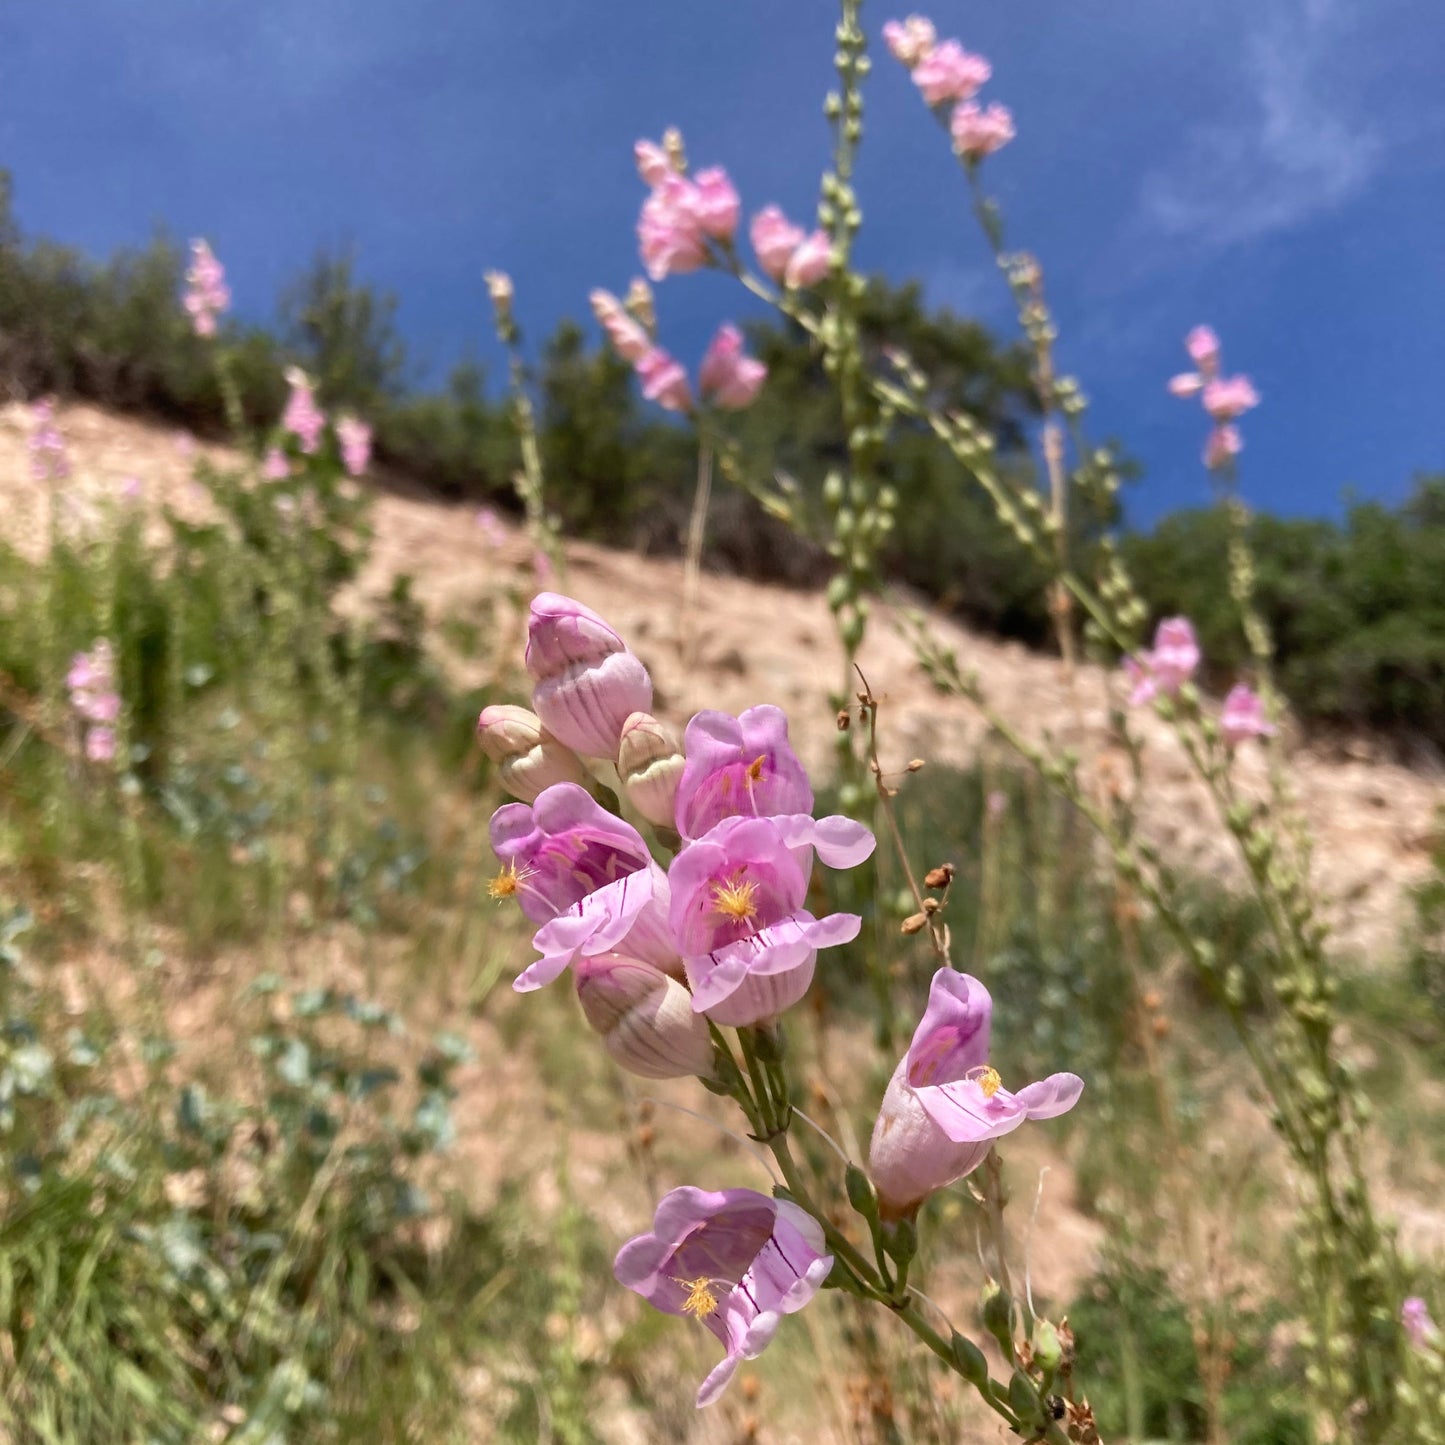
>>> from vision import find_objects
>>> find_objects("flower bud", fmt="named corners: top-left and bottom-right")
top-left (575, 954), bottom-right (712, 1079)
top-left (476, 704), bottom-right (589, 803)
top-left (618, 711), bottom-right (685, 827)
top-left (525, 593), bottom-right (654, 760)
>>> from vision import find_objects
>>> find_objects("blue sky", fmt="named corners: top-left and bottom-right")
top-left (2, 0), bottom-right (1442, 526)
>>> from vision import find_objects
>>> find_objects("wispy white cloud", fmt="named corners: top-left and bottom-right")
top-left (1137, 0), bottom-right (1382, 247)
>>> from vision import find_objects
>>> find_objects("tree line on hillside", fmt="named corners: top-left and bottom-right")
top-left (1, 170), bottom-right (1441, 750)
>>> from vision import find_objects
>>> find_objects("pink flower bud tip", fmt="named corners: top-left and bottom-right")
top-left (591, 289), bottom-right (652, 363)
top-left (524, 594), bottom-right (654, 760)
top-left (636, 347), bottom-right (693, 413)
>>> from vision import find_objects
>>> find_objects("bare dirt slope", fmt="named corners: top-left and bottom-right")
top-left (3, 399), bottom-right (1439, 963)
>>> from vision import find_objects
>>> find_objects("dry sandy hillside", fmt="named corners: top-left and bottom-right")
top-left (2, 398), bottom-right (1439, 966)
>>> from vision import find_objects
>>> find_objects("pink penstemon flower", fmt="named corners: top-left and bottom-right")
top-left (336, 415), bottom-right (372, 477)
top-left (281, 369), bottom-right (326, 455)
top-left (950, 100), bottom-right (1015, 160)
top-left (1124, 616), bottom-right (1201, 706)
top-left (67, 639), bottom-right (122, 766)
top-left (183, 239), bottom-right (230, 338)
top-left (668, 812), bottom-right (874, 1027)
top-left (868, 967), bottom-right (1083, 1218)
top-left (697, 324), bottom-right (767, 410)
top-left (1169, 326), bottom-right (1259, 469)
top-left (635, 346), bottom-right (693, 413)
top-left (750, 206), bottom-right (807, 283)
top-left (882, 15), bottom-right (937, 68)
top-left (262, 447), bottom-right (290, 482)
top-left (574, 954), bottom-right (713, 1079)
top-left (912, 38), bottom-right (991, 106)
top-left (1220, 684), bottom-right (1276, 748)
top-left (615, 1186), bottom-right (833, 1406)
top-left (591, 288), bottom-right (652, 363)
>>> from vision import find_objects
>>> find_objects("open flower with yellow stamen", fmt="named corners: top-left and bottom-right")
top-left (614, 1186), bottom-right (832, 1407)
top-left (490, 783), bottom-right (678, 991)
top-left (674, 705), bottom-right (814, 840)
top-left (668, 813), bottom-right (874, 1027)
top-left (869, 968), bottom-right (1083, 1219)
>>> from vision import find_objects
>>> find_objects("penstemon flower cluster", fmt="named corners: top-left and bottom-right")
top-left (66, 639), bottom-right (120, 764)
top-left (482, 594), bottom-right (1089, 1430)
top-left (183, 238), bottom-right (231, 339)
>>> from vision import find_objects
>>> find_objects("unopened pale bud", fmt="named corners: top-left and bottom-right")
top-left (575, 954), bottom-right (712, 1079)
top-left (525, 593), bottom-right (653, 760)
top-left (618, 711), bottom-right (684, 827)
top-left (476, 704), bottom-right (588, 803)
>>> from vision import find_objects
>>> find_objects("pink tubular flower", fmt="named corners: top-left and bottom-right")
top-left (618, 711), bottom-right (687, 829)
top-left (635, 139), bottom-right (675, 187)
top-left (951, 100), bottom-right (1015, 160)
top-left (750, 206), bottom-right (806, 283)
top-left (67, 640), bottom-right (121, 762)
top-left (1186, 325), bottom-right (1221, 374)
top-left (698, 324), bottom-right (767, 410)
top-left (869, 968), bottom-right (1083, 1219)
top-left (784, 231), bottom-right (834, 289)
top-left (576, 954), bottom-right (713, 1079)
top-left (1404, 1297), bottom-right (1439, 1351)
top-left (476, 703), bottom-right (590, 803)
top-left (882, 15), bottom-right (937, 68)
top-left (615, 1186), bottom-right (832, 1407)
top-left (262, 447), bottom-right (290, 481)
top-left (1204, 424), bottom-right (1243, 469)
top-left (668, 813), bottom-right (874, 1027)
top-left (1151, 617), bottom-right (1201, 691)
top-left (28, 398), bottom-right (70, 483)
top-left (183, 239), bottom-right (230, 338)
top-left (1220, 684), bottom-right (1276, 748)
top-left (336, 415), bottom-right (372, 477)
top-left (1202, 375), bottom-right (1260, 422)
top-left (489, 782), bottom-right (677, 990)
top-left (85, 727), bottom-right (117, 763)
top-left (692, 167), bottom-right (741, 243)
top-left (636, 347), bottom-right (693, 413)
top-left (590, 289), bottom-right (652, 363)
top-left (674, 705), bottom-right (814, 840)
top-left (639, 175), bottom-right (709, 282)
top-left (281, 370), bottom-right (325, 455)
top-left (525, 592), bottom-right (654, 760)
top-left (913, 39), bottom-right (991, 106)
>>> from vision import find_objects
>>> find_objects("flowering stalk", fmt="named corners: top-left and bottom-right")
top-left (485, 271), bottom-right (566, 586)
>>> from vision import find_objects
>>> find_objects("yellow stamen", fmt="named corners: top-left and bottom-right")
top-left (745, 754), bottom-right (767, 784)
top-left (969, 1064), bottom-right (1003, 1099)
top-left (487, 859), bottom-right (534, 903)
top-left (711, 873), bottom-right (759, 924)
top-left (675, 1276), bottom-right (719, 1319)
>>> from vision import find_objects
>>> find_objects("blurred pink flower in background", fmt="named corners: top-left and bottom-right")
top-left (1187, 325), bottom-right (1221, 372)
top-left (183, 239), bottom-right (230, 338)
top-left (1202, 376), bottom-right (1260, 422)
top-left (1220, 684), bottom-right (1276, 748)
top-left (591, 289), bottom-right (652, 362)
top-left (634, 138), bottom-right (675, 186)
top-left (692, 167), bottom-right (740, 243)
top-left (336, 415), bottom-right (372, 477)
top-left (28, 398), bottom-right (70, 482)
top-left (951, 100), bottom-right (1015, 159)
top-left (475, 506), bottom-right (507, 547)
top-left (913, 39), bottom-right (991, 106)
top-left (262, 447), bottom-right (290, 481)
top-left (750, 206), bottom-right (806, 282)
top-left (67, 639), bottom-right (121, 765)
top-left (281, 370), bottom-right (325, 455)
top-left (1125, 616), bottom-right (1200, 705)
top-left (784, 230), bottom-right (833, 288)
top-left (1203, 424), bottom-right (1243, 469)
top-left (698, 324), bottom-right (767, 410)
top-left (882, 15), bottom-right (937, 68)
top-left (1404, 1297), bottom-right (1439, 1350)
top-left (120, 475), bottom-right (142, 501)
top-left (636, 347), bottom-right (693, 413)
